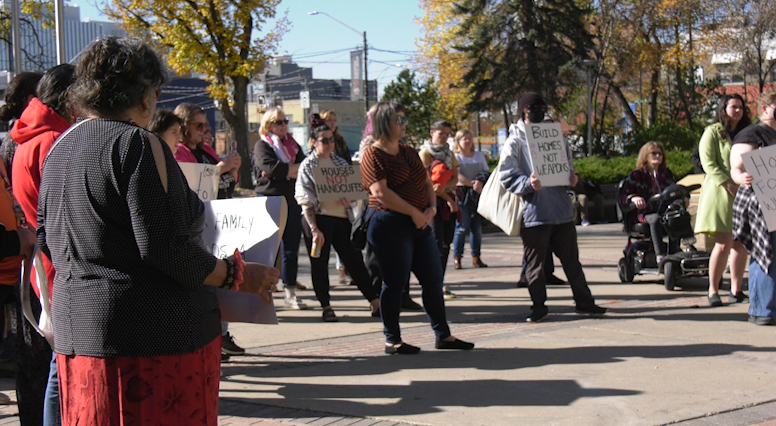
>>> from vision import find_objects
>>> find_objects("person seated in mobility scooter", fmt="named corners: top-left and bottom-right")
top-left (617, 142), bottom-right (710, 290)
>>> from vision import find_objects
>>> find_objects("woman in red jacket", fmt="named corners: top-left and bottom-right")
top-left (10, 63), bottom-right (76, 426)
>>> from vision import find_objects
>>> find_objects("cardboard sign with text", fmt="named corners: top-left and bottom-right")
top-left (743, 144), bottom-right (776, 231)
top-left (311, 165), bottom-right (369, 202)
top-left (525, 123), bottom-right (571, 187)
top-left (179, 162), bottom-right (219, 202)
top-left (202, 196), bottom-right (287, 324)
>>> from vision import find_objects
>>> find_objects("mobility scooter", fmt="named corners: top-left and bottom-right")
top-left (617, 182), bottom-right (710, 290)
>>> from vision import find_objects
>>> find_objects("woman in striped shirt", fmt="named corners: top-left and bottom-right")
top-left (360, 101), bottom-right (474, 355)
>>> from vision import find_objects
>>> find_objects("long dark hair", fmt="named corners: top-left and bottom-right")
top-left (713, 94), bottom-right (750, 140)
top-left (0, 72), bottom-right (43, 122)
top-left (37, 64), bottom-right (76, 120)
top-left (307, 113), bottom-right (330, 151)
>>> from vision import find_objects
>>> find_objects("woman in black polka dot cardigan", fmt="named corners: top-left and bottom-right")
top-left (37, 36), bottom-right (280, 425)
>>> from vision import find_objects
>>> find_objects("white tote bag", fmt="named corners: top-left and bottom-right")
top-left (477, 143), bottom-right (525, 237)
top-left (21, 248), bottom-right (54, 347)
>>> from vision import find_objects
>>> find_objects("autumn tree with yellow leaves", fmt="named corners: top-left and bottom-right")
top-left (102, 0), bottom-right (288, 188)
top-left (415, 0), bottom-right (472, 126)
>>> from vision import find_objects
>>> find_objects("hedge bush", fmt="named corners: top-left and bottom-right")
top-left (574, 150), bottom-right (695, 184)
top-left (486, 149), bottom-right (695, 185)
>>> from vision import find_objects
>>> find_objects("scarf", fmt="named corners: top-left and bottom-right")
top-left (265, 132), bottom-right (299, 164)
top-left (422, 141), bottom-right (453, 168)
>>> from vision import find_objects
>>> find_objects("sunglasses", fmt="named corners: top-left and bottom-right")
top-left (272, 119), bottom-right (289, 125)
top-left (395, 116), bottom-right (408, 125)
top-left (317, 137), bottom-right (333, 145)
top-left (193, 122), bottom-right (209, 131)
top-left (650, 151), bottom-right (664, 157)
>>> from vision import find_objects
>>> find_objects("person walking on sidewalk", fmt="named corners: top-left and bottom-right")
top-left (452, 129), bottom-right (489, 270)
top-left (419, 120), bottom-right (459, 299)
top-left (498, 92), bottom-right (606, 323)
top-left (361, 101), bottom-right (474, 354)
top-left (295, 115), bottom-right (380, 321)
top-left (695, 94), bottom-right (750, 307)
top-left (730, 91), bottom-right (776, 326)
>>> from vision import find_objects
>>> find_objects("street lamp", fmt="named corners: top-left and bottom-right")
top-left (309, 11), bottom-right (369, 115)
top-left (582, 59), bottom-right (598, 157)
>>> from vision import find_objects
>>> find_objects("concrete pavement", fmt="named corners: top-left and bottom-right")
top-left (1, 223), bottom-right (775, 425)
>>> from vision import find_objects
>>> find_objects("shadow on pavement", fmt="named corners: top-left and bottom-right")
top-left (219, 342), bottom-right (770, 417)
top-left (219, 379), bottom-right (639, 418)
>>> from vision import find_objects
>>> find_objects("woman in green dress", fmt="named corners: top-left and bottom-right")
top-left (694, 94), bottom-right (750, 307)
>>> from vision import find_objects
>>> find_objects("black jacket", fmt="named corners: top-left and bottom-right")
top-left (252, 137), bottom-right (306, 198)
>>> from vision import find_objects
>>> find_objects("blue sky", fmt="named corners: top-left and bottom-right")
top-left (75, 0), bottom-right (425, 96)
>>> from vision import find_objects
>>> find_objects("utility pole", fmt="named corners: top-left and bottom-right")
top-left (303, 78), bottom-right (310, 121)
top-left (54, 0), bottom-right (66, 64)
top-left (363, 31), bottom-right (369, 113)
top-left (10, 0), bottom-right (22, 75)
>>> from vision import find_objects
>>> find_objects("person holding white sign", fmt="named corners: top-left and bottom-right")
top-left (36, 37), bottom-right (280, 425)
top-left (730, 91), bottom-right (776, 326)
top-left (498, 92), bottom-right (605, 323)
top-left (174, 103), bottom-right (245, 359)
top-left (174, 103), bottom-right (241, 200)
top-left (296, 115), bottom-right (380, 322)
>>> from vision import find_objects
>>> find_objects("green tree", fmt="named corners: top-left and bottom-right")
top-left (381, 69), bottom-right (441, 146)
top-left (101, 0), bottom-right (288, 188)
top-left (453, 0), bottom-right (594, 128)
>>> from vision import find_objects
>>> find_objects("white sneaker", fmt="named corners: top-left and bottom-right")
top-left (443, 290), bottom-right (457, 300)
top-left (284, 295), bottom-right (308, 310)
top-left (581, 220), bottom-right (591, 227)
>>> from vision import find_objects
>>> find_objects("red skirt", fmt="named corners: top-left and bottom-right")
top-left (57, 336), bottom-right (221, 426)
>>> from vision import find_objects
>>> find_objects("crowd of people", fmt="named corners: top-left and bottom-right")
top-left (0, 35), bottom-right (774, 424)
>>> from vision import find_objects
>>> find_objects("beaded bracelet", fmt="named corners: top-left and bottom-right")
top-left (220, 258), bottom-right (237, 290)
top-left (232, 249), bottom-right (245, 292)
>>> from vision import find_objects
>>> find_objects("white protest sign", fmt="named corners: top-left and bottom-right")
top-left (743, 144), bottom-right (776, 232)
top-left (311, 165), bottom-right (369, 202)
top-left (202, 196), bottom-right (288, 324)
top-left (178, 162), bottom-right (219, 201)
top-left (525, 122), bottom-right (571, 187)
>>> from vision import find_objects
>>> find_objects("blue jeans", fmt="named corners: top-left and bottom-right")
top-left (43, 352), bottom-right (60, 426)
top-left (749, 231), bottom-right (776, 319)
top-left (453, 202), bottom-right (483, 258)
top-left (280, 195), bottom-right (301, 287)
top-left (367, 210), bottom-right (451, 344)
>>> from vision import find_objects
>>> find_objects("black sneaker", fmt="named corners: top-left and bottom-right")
top-left (749, 315), bottom-right (773, 326)
top-left (221, 352), bottom-right (230, 362)
top-left (221, 332), bottom-right (245, 356)
top-left (575, 304), bottom-right (607, 317)
top-left (526, 307), bottom-right (549, 323)
top-left (728, 292), bottom-right (749, 304)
